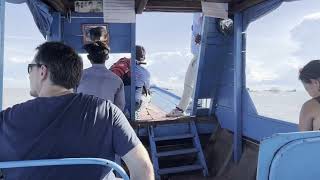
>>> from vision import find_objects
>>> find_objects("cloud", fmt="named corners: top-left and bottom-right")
top-left (145, 50), bottom-right (192, 95)
top-left (244, 10), bottom-right (320, 90)
top-left (290, 12), bottom-right (320, 60)
top-left (246, 31), bottom-right (299, 88)
top-left (303, 12), bottom-right (320, 20)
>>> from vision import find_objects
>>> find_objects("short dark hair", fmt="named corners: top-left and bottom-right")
top-left (83, 41), bottom-right (109, 64)
top-left (89, 27), bottom-right (107, 42)
top-left (299, 60), bottom-right (320, 83)
top-left (34, 42), bottom-right (83, 89)
top-left (136, 45), bottom-right (145, 62)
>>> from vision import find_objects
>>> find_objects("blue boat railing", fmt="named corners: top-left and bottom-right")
top-left (0, 158), bottom-right (130, 180)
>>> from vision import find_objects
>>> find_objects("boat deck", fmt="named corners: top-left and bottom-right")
top-left (133, 103), bottom-right (215, 127)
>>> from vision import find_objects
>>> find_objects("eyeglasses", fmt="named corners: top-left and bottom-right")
top-left (27, 63), bottom-right (44, 74)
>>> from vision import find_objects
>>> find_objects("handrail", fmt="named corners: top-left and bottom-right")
top-left (0, 158), bottom-right (130, 180)
top-left (150, 85), bottom-right (181, 100)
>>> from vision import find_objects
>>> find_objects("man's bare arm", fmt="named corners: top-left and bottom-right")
top-left (122, 143), bottom-right (154, 180)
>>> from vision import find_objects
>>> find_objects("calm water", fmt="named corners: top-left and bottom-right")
top-left (2, 88), bottom-right (309, 124)
top-left (249, 91), bottom-right (309, 124)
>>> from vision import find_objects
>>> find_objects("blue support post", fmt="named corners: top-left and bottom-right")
top-left (47, 12), bottom-right (61, 41)
top-left (148, 126), bottom-right (160, 180)
top-left (233, 13), bottom-right (243, 162)
top-left (130, 23), bottom-right (136, 121)
top-left (192, 16), bottom-right (209, 116)
top-left (0, 1), bottom-right (5, 110)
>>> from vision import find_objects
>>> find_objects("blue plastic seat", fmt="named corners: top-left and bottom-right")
top-left (0, 158), bottom-right (129, 180)
top-left (257, 131), bottom-right (320, 180)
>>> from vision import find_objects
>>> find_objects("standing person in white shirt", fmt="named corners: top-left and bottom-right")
top-left (166, 13), bottom-right (203, 117)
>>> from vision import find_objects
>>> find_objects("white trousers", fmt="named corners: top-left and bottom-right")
top-left (177, 55), bottom-right (198, 112)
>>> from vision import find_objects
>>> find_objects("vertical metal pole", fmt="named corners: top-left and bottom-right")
top-left (130, 23), bottom-right (136, 121)
top-left (0, 1), bottom-right (5, 110)
top-left (233, 12), bottom-right (243, 162)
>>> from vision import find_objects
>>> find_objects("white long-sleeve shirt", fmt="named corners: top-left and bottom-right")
top-left (191, 13), bottom-right (204, 56)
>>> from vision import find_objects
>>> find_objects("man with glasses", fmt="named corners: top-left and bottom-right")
top-left (0, 42), bottom-right (154, 180)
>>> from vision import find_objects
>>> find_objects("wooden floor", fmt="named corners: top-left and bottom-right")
top-left (133, 103), bottom-right (216, 127)
top-left (137, 103), bottom-right (167, 121)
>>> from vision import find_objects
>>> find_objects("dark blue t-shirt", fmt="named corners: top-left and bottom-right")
top-left (0, 93), bottom-right (141, 180)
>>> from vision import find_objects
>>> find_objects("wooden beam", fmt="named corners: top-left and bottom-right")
top-left (136, 0), bottom-right (149, 14)
top-left (230, 0), bottom-right (267, 13)
top-left (131, 116), bottom-right (217, 128)
top-left (145, 0), bottom-right (202, 12)
top-left (42, 0), bottom-right (74, 14)
top-left (144, 9), bottom-right (201, 13)
top-left (203, 0), bottom-right (232, 2)
top-left (147, 0), bottom-right (201, 8)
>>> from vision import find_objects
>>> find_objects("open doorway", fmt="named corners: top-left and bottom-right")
top-left (135, 12), bottom-right (196, 121)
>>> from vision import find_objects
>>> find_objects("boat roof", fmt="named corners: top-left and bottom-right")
top-left (41, 0), bottom-right (269, 14)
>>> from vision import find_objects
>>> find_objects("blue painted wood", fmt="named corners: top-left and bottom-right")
top-left (130, 23), bottom-right (136, 121)
top-left (190, 121), bottom-right (209, 176)
top-left (150, 86), bottom-right (180, 113)
top-left (257, 131), bottom-right (320, 180)
top-left (156, 148), bottom-right (198, 157)
top-left (153, 122), bottom-right (190, 137)
top-left (0, 158), bottom-right (129, 180)
top-left (151, 86), bottom-right (181, 100)
top-left (47, 12), bottom-right (61, 41)
top-left (269, 137), bottom-right (320, 180)
top-left (215, 106), bottom-right (235, 130)
top-left (216, 85), bottom-right (235, 108)
top-left (233, 13), bottom-right (244, 162)
top-left (193, 18), bottom-right (234, 101)
top-left (56, 13), bottom-right (132, 53)
top-left (136, 122), bottom-right (215, 137)
top-left (192, 16), bottom-right (210, 115)
top-left (243, 90), bottom-right (258, 115)
top-left (0, 0), bottom-right (4, 110)
top-left (214, 85), bottom-right (254, 114)
top-left (192, 16), bottom-right (235, 119)
top-left (147, 121), bottom-right (209, 178)
top-left (148, 126), bottom-right (161, 180)
top-left (158, 164), bottom-right (203, 175)
top-left (243, 115), bottom-right (298, 141)
top-left (216, 105), bottom-right (297, 141)
top-left (154, 133), bottom-right (194, 141)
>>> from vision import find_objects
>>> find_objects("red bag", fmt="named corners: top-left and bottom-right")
top-left (110, 57), bottom-right (131, 79)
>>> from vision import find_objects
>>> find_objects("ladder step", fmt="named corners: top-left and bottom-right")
top-left (156, 148), bottom-right (198, 157)
top-left (154, 134), bottom-right (194, 141)
top-left (158, 164), bottom-right (203, 175)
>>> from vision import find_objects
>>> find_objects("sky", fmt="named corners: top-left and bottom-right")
top-left (246, 0), bottom-right (320, 90)
top-left (2, 1), bottom-right (320, 94)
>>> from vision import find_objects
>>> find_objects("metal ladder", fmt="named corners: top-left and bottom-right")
top-left (148, 120), bottom-right (209, 179)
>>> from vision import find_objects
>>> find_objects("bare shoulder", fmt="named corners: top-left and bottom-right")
top-left (299, 99), bottom-right (320, 131)
top-left (302, 99), bottom-right (320, 113)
